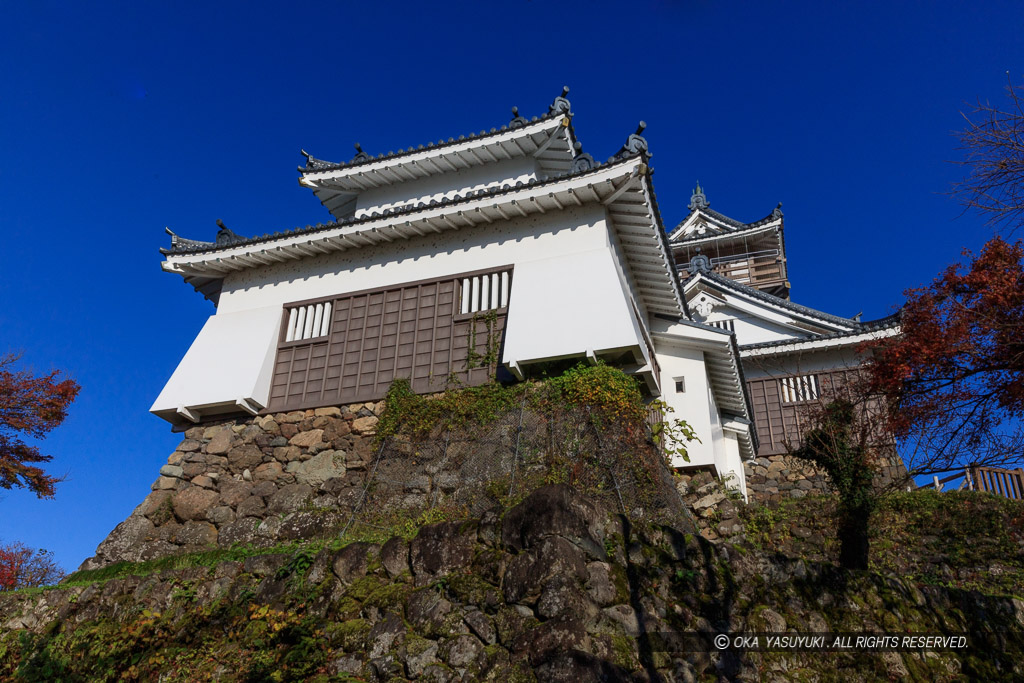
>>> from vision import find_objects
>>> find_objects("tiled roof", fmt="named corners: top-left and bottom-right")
top-left (683, 269), bottom-right (860, 329)
top-left (298, 89), bottom-right (573, 175)
top-left (162, 145), bottom-right (651, 257)
top-left (738, 313), bottom-right (901, 352)
top-left (671, 206), bottom-right (783, 242)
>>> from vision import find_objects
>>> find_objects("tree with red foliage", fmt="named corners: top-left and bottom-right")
top-left (0, 353), bottom-right (80, 498)
top-left (0, 541), bottom-right (65, 591)
top-left (862, 237), bottom-right (1024, 475)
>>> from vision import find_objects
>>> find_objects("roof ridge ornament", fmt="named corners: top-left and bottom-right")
top-left (299, 149), bottom-right (335, 172)
top-left (548, 86), bottom-right (571, 115)
top-left (689, 246), bottom-right (713, 275)
top-left (352, 143), bottom-right (371, 163)
top-left (509, 106), bottom-right (528, 129)
top-left (688, 181), bottom-right (709, 211)
top-left (617, 121), bottom-right (649, 159)
top-left (215, 219), bottom-right (245, 246)
top-left (570, 141), bottom-right (597, 173)
top-left (163, 227), bottom-right (214, 252)
top-left (772, 202), bottom-right (783, 219)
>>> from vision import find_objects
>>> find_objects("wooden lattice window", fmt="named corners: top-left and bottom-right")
top-left (779, 373), bottom-right (820, 403)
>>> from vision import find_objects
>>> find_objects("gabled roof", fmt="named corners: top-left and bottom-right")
top-left (682, 269), bottom-right (859, 332)
top-left (667, 182), bottom-right (784, 243)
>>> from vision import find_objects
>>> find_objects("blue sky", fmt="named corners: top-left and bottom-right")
top-left (2, 1), bottom-right (1022, 571)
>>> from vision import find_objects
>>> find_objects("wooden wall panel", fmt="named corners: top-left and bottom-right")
top-left (746, 369), bottom-right (861, 456)
top-left (268, 268), bottom-right (511, 413)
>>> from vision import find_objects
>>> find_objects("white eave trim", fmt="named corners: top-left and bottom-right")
top-left (299, 116), bottom-right (571, 192)
top-left (740, 325), bottom-right (901, 358)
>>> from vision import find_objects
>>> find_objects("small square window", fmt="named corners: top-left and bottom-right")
top-left (674, 378), bottom-right (685, 393)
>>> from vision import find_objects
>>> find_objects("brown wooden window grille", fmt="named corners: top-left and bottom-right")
top-left (268, 266), bottom-right (513, 413)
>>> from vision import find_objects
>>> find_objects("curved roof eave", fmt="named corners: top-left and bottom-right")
top-left (682, 270), bottom-right (860, 330)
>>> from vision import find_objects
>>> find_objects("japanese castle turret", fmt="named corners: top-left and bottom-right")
top-left (151, 89), bottom-right (901, 501)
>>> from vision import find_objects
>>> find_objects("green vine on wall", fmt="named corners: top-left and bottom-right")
top-left (465, 309), bottom-right (500, 376)
top-left (648, 400), bottom-right (699, 464)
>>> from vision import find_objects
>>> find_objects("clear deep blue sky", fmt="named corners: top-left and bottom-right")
top-left (2, 1), bottom-right (1022, 571)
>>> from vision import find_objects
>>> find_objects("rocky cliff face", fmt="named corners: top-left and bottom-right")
top-left (4, 485), bottom-right (1023, 681)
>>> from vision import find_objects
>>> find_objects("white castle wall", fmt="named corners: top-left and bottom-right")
top-left (154, 204), bottom-right (648, 421)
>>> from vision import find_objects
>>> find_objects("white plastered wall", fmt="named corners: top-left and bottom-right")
top-left (155, 204), bottom-right (649, 422)
top-left (718, 432), bottom-right (747, 499)
top-left (652, 344), bottom-right (717, 468)
top-left (502, 247), bottom-right (647, 368)
top-left (653, 340), bottom-right (746, 497)
top-left (150, 306), bottom-right (282, 422)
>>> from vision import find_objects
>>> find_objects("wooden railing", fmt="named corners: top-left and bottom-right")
top-left (919, 465), bottom-right (1024, 500)
top-left (970, 465), bottom-right (1024, 500)
top-left (711, 250), bottom-right (786, 288)
top-left (676, 250), bottom-right (786, 290)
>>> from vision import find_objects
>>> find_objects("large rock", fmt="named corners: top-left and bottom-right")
top-left (278, 511), bottom-right (342, 540)
top-left (226, 444), bottom-right (263, 470)
top-left (287, 450), bottom-right (346, 487)
top-left (351, 416), bottom-right (379, 434)
top-left (267, 483), bottom-right (313, 514)
top-left (380, 537), bottom-right (410, 578)
top-left (332, 542), bottom-right (373, 584)
top-left (174, 521), bottom-right (218, 547)
top-left (172, 487), bottom-right (220, 522)
top-left (217, 518), bottom-right (260, 547)
top-left (512, 616), bottom-right (590, 667)
top-left (253, 461), bottom-right (284, 482)
top-left (504, 536), bottom-right (588, 604)
top-left (502, 484), bottom-right (607, 559)
top-left (92, 515), bottom-right (155, 565)
top-left (205, 427), bottom-right (234, 455)
top-left (409, 521), bottom-right (476, 585)
top-left (289, 429), bottom-right (324, 449)
top-left (236, 495), bottom-right (266, 518)
top-left (137, 490), bottom-right (173, 521)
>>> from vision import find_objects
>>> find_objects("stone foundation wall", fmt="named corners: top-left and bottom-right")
top-left (744, 452), bottom-right (908, 504)
top-left (83, 402), bottom-right (392, 570)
